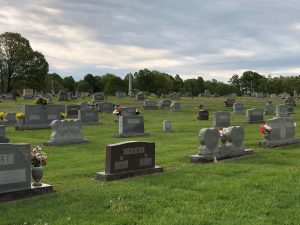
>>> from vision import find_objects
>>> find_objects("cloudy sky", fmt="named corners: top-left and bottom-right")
top-left (1, 0), bottom-right (300, 81)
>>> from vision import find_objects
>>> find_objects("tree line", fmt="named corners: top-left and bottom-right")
top-left (1, 32), bottom-right (300, 96)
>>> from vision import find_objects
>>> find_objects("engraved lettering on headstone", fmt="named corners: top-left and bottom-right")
top-left (127, 119), bottom-right (140, 124)
top-left (29, 115), bottom-right (40, 120)
top-left (0, 169), bottom-right (26, 185)
top-left (0, 154), bottom-right (14, 165)
top-left (115, 160), bottom-right (128, 170)
top-left (140, 158), bottom-right (152, 166)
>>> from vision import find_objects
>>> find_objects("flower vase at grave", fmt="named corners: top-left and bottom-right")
top-left (32, 167), bottom-right (44, 186)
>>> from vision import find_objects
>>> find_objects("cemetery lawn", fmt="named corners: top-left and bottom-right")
top-left (1, 97), bottom-right (300, 225)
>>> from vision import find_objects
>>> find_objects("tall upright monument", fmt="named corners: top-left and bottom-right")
top-left (128, 74), bottom-right (133, 97)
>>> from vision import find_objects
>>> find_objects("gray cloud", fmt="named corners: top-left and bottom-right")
top-left (1, 0), bottom-right (300, 81)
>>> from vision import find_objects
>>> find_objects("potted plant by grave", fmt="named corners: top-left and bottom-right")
top-left (34, 96), bottom-right (48, 106)
top-left (16, 112), bottom-right (25, 124)
top-left (30, 146), bottom-right (48, 186)
top-left (0, 111), bottom-right (4, 122)
top-left (60, 112), bottom-right (67, 119)
top-left (259, 124), bottom-right (272, 140)
top-left (219, 127), bottom-right (230, 145)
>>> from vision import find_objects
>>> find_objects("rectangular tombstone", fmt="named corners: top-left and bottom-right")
top-left (256, 92), bottom-right (264, 98)
top-left (97, 102), bottom-right (113, 113)
top-left (115, 116), bottom-right (147, 137)
top-left (78, 109), bottom-right (99, 125)
top-left (143, 101), bottom-right (158, 110)
top-left (5, 113), bottom-right (16, 125)
top-left (197, 110), bottom-right (209, 120)
top-left (159, 100), bottom-right (172, 109)
top-left (79, 102), bottom-right (89, 110)
top-left (65, 105), bottom-right (81, 118)
top-left (5, 93), bottom-right (16, 100)
top-left (213, 112), bottom-right (230, 127)
top-left (264, 102), bottom-right (275, 115)
top-left (246, 108), bottom-right (264, 123)
top-left (0, 143), bottom-right (31, 194)
top-left (95, 141), bottom-right (163, 181)
top-left (23, 89), bottom-right (34, 99)
top-left (0, 126), bottom-right (9, 143)
top-left (170, 102), bottom-right (180, 112)
top-left (93, 92), bottom-right (104, 101)
top-left (233, 103), bottom-right (243, 114)
top-left (121, 107), bottom-right (136, 116)
top-left (276, 104), bottom-right (289, 117)
top-left (271, 94), bottom-right (277, 98)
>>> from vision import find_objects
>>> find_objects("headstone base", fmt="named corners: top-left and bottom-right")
top-left (259, 138), bottom-right (300, 148)
top-left (43, 139), bottom-right (90, 146)
top-left (244, 120), bottom-right (264, 124)
top-left (95, 166), bottom-right (164, 181)
top-left (188, 149), bottom-right (253, 163)
top-left (113, 133), bottom-right (149, 138)
top-left (0, 183), bottom-right (53, 202)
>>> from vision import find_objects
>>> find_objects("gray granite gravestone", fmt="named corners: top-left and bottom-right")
top-left (43, 120), bottom-right (89, 145)
top-left (232, 103), bottom-right (244, 114)
top-left (246, 108), bottom-right (264, 123)
top-left (79, 102), bottom-right (89, 110)
top-left (5, 113), bottom-right (16, 125)
top-left (95, 141), bottom-right (163, 181)
top-left (213, 112), bottom-right (230, 127)
top-left (23, 89), bottom-right (34, 100)
top-left (197, 110), bottom-right (209, 120)
top-left (93, 92), bottom-right (104, 101)
top-left (65, 105), bottom-right (81, 118)
top-left (0, 126), bottom-right (9, 143)
top-left (170, 101), bottom-right (180, 112)
top-left (276, 104), bottom-right (289, 117)
top-left (189, 126), bottom-right (253, 163)
top-left (78, 109), bottom-right (99, 125)
top-left (259, 117), bottom-right (300, 147)
top-left (264, 102), bottom-right (275, 115)
top-left (97, 102), bottom-right (114, 113)
top-left (143, 101), bottom-right (158, 110)
top-left (136, 92), bottom-right (145, 101)
top-left (114, 116), bottom-right (148, 137)
top-left (256, 92), bottom-right (264, 98)
top-left (224, 98), bottom-right (235, 107)
top-left (0, 143), bottom-right (31, 194)
top-left (4, 93), bottom-right (16, 100)
top-left (121, 107), bottom-right (137, 116)
top-left (115, 91), bottom-right (126, 98)
top-left (159, 100), bottom-right (172, 109)
top-left (162, 120), bottom-right (172, 132)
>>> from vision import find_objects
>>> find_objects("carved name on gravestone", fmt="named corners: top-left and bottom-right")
top-left (0, 126), bottom-right (9, 143)
top-left (159, 100), bottom-right (172, 109)
top-left (170, 101), bottom-right (180, 112)
top-left (143, 101), bottom-right (158, 110)
top-left (93, 92), bottom-right (104, 101)
top-left (246, 108), bottom-right (264, 124)
top-left (97, 102), bottom-right (113, 113)
top-left (259, 117), bottom-right (300, 147)
top-left (0, 144), bottom-right (31, 194)
top-left (197, 110), bottom-right (209, 120)
top-left (114, 116), bottom-right (148, 137)
top-left (15, 105), bottom-right (65, 130)
top-left (44, 120), bottom-right (89, 145)
top-left (213, 112), bottom-right (230, 127)
top-left (65, 105), bottom-right (81, 118)
top-left (78, 109), bottom-right (99, 125)
top-left (189, 126), bottom-right (253, 163)
top-left (95, 141), bottom-right (163, 181)
top-left (264, 102), bottom-right (275, 115)
top-left (233, 103), bottom-right (244, 114)
top-left (276, 104), bottom-right (289, 117)
top-left (162, 120), bottom-right (172, 132)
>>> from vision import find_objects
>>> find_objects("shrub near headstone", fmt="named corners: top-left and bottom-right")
top-left (189, 126), bottom-right (253, 163)
top-left (95, 141), bottom-right (163, 181)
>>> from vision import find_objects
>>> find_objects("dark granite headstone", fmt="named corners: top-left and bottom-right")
top-left (143, 101), bottom-right (158, 110)
top-left (97, 102), bottom-right (114, 113)
top-left (197, 110), bottom-right (209, 120)
top-left (246, 108), bottom-right (264, 123)
top-left (159, 100), bottom-right (172, 109)
top-left (95, 141), bottom-right (163, 181)
top-left (65, 105), bottom-right (81, 118)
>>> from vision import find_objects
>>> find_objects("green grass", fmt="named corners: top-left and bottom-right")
top-left (1, 96), bottom-right (300, 225)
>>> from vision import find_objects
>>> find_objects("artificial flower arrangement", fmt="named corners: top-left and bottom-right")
top-left (16, 112), bottom-right (25, 119)
top-left (30, 146), bottom-right (48, 167)
top-left (219, 127), bottom-right (230, 144)
top-left (34, 97), bottom-right (48, 105)
top-left (0, 112), bottom-right (5, 121)
top-left (60, 112), bottom-right (67, 119)
top-left (259, 124), bottom-right (272, 139)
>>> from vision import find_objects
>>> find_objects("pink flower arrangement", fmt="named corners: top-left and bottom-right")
top-left (30, 146), bottom-right (48, 167)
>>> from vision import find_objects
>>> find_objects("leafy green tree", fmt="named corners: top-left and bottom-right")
top-left (101, 73), bottom-right (126, 95)
top-left (0, 32), bottom-right (48, 92)
top-left (77, 80), bottom-right (90, 93)
top-left (83, 74), bottom-right (96, 92)
top-left (63, 76), bottom-right (76, 93)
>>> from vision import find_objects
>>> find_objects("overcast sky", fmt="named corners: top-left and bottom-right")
top-left (1, 0), bottom-right (300, 81)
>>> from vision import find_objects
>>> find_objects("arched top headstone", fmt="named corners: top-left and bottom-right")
top-left (227, 126), bottom-right (244, 147)
top-left (199, 128), bottom-right (219, 151)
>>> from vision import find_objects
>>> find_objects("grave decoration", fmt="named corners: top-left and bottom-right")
top-left (95, 141), bottom-right (163, 181)
top-left (189, 126), bottom-right (253, 163)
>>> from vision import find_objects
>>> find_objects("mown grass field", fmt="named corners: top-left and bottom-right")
top-left (0, 96), bottom-right (300, 225)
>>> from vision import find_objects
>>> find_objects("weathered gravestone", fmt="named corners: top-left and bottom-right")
top-left (285, 96), bottom-right (296, 106)
top-left (197, 110), bottom-right (209, 120)
top-left (58, 90), bottom-right (68, 101)
top-left (224, 98), bottom-right (235, 107)
top-left (43, 120), bottom-right (89, 145)
top-left (93, 92), bottom-right (104, 101)
top-left (65, 105), bottom-right (81, 118)
top-left (245, 108), bottom-right (264, 124)
top-left (162, 120), bottom-right (172, 132)
top-left (114, 116), bottom-right (148, 137)
top-left (121, 107), bottom-right (137, 116)
top-left (232, 103), bottom-right (244, 114)
top-left (204, 89), bottom-right (211, 97)
top-left (5, 113), bottom-right (16, 126)
top-left (4, 93), bottom-right (16, 100)
top-left (78, 109), bottom-right (99, 125)
top-left (45, 94), bottom-right (53, 104)
top-left (264, 102), bottom-right (275, 115)
top-left (276, 104), bottom-right (289, 117)
top-left (15, 105), bottom-right (65, 130)
top-left (23, 89), bottom-right (34, 100)
top-left (143, 101), bottom-right (158, 110)
top-left (259, 117), bottom-right (300, 148)
top-left (189, 126), bottom-right (253, 163)
top-left (159, 100), bottom-right (172, 109)
top-left (97, 102), bottom-right (114, 113)
top-left (256, 92), bottom-right (264, 98)
top-left (213, 112), bottom-right (230, 127)
top-left (271, 93), bottom-right (277, 98)
top-left (78, 102), bottom-right (89, 110)
top-left (170, 101), bottom-right (180, 112)
top-left (0, 126), bottom-right (9, 143)
top-left (115, 91), bottom-right (126, 98)
top-left (228, 93), bottom-right (237, 99)
top-left (136, 92), bottom-right (145, 101)
top-left (95, 141), bottom-right (163, 181)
